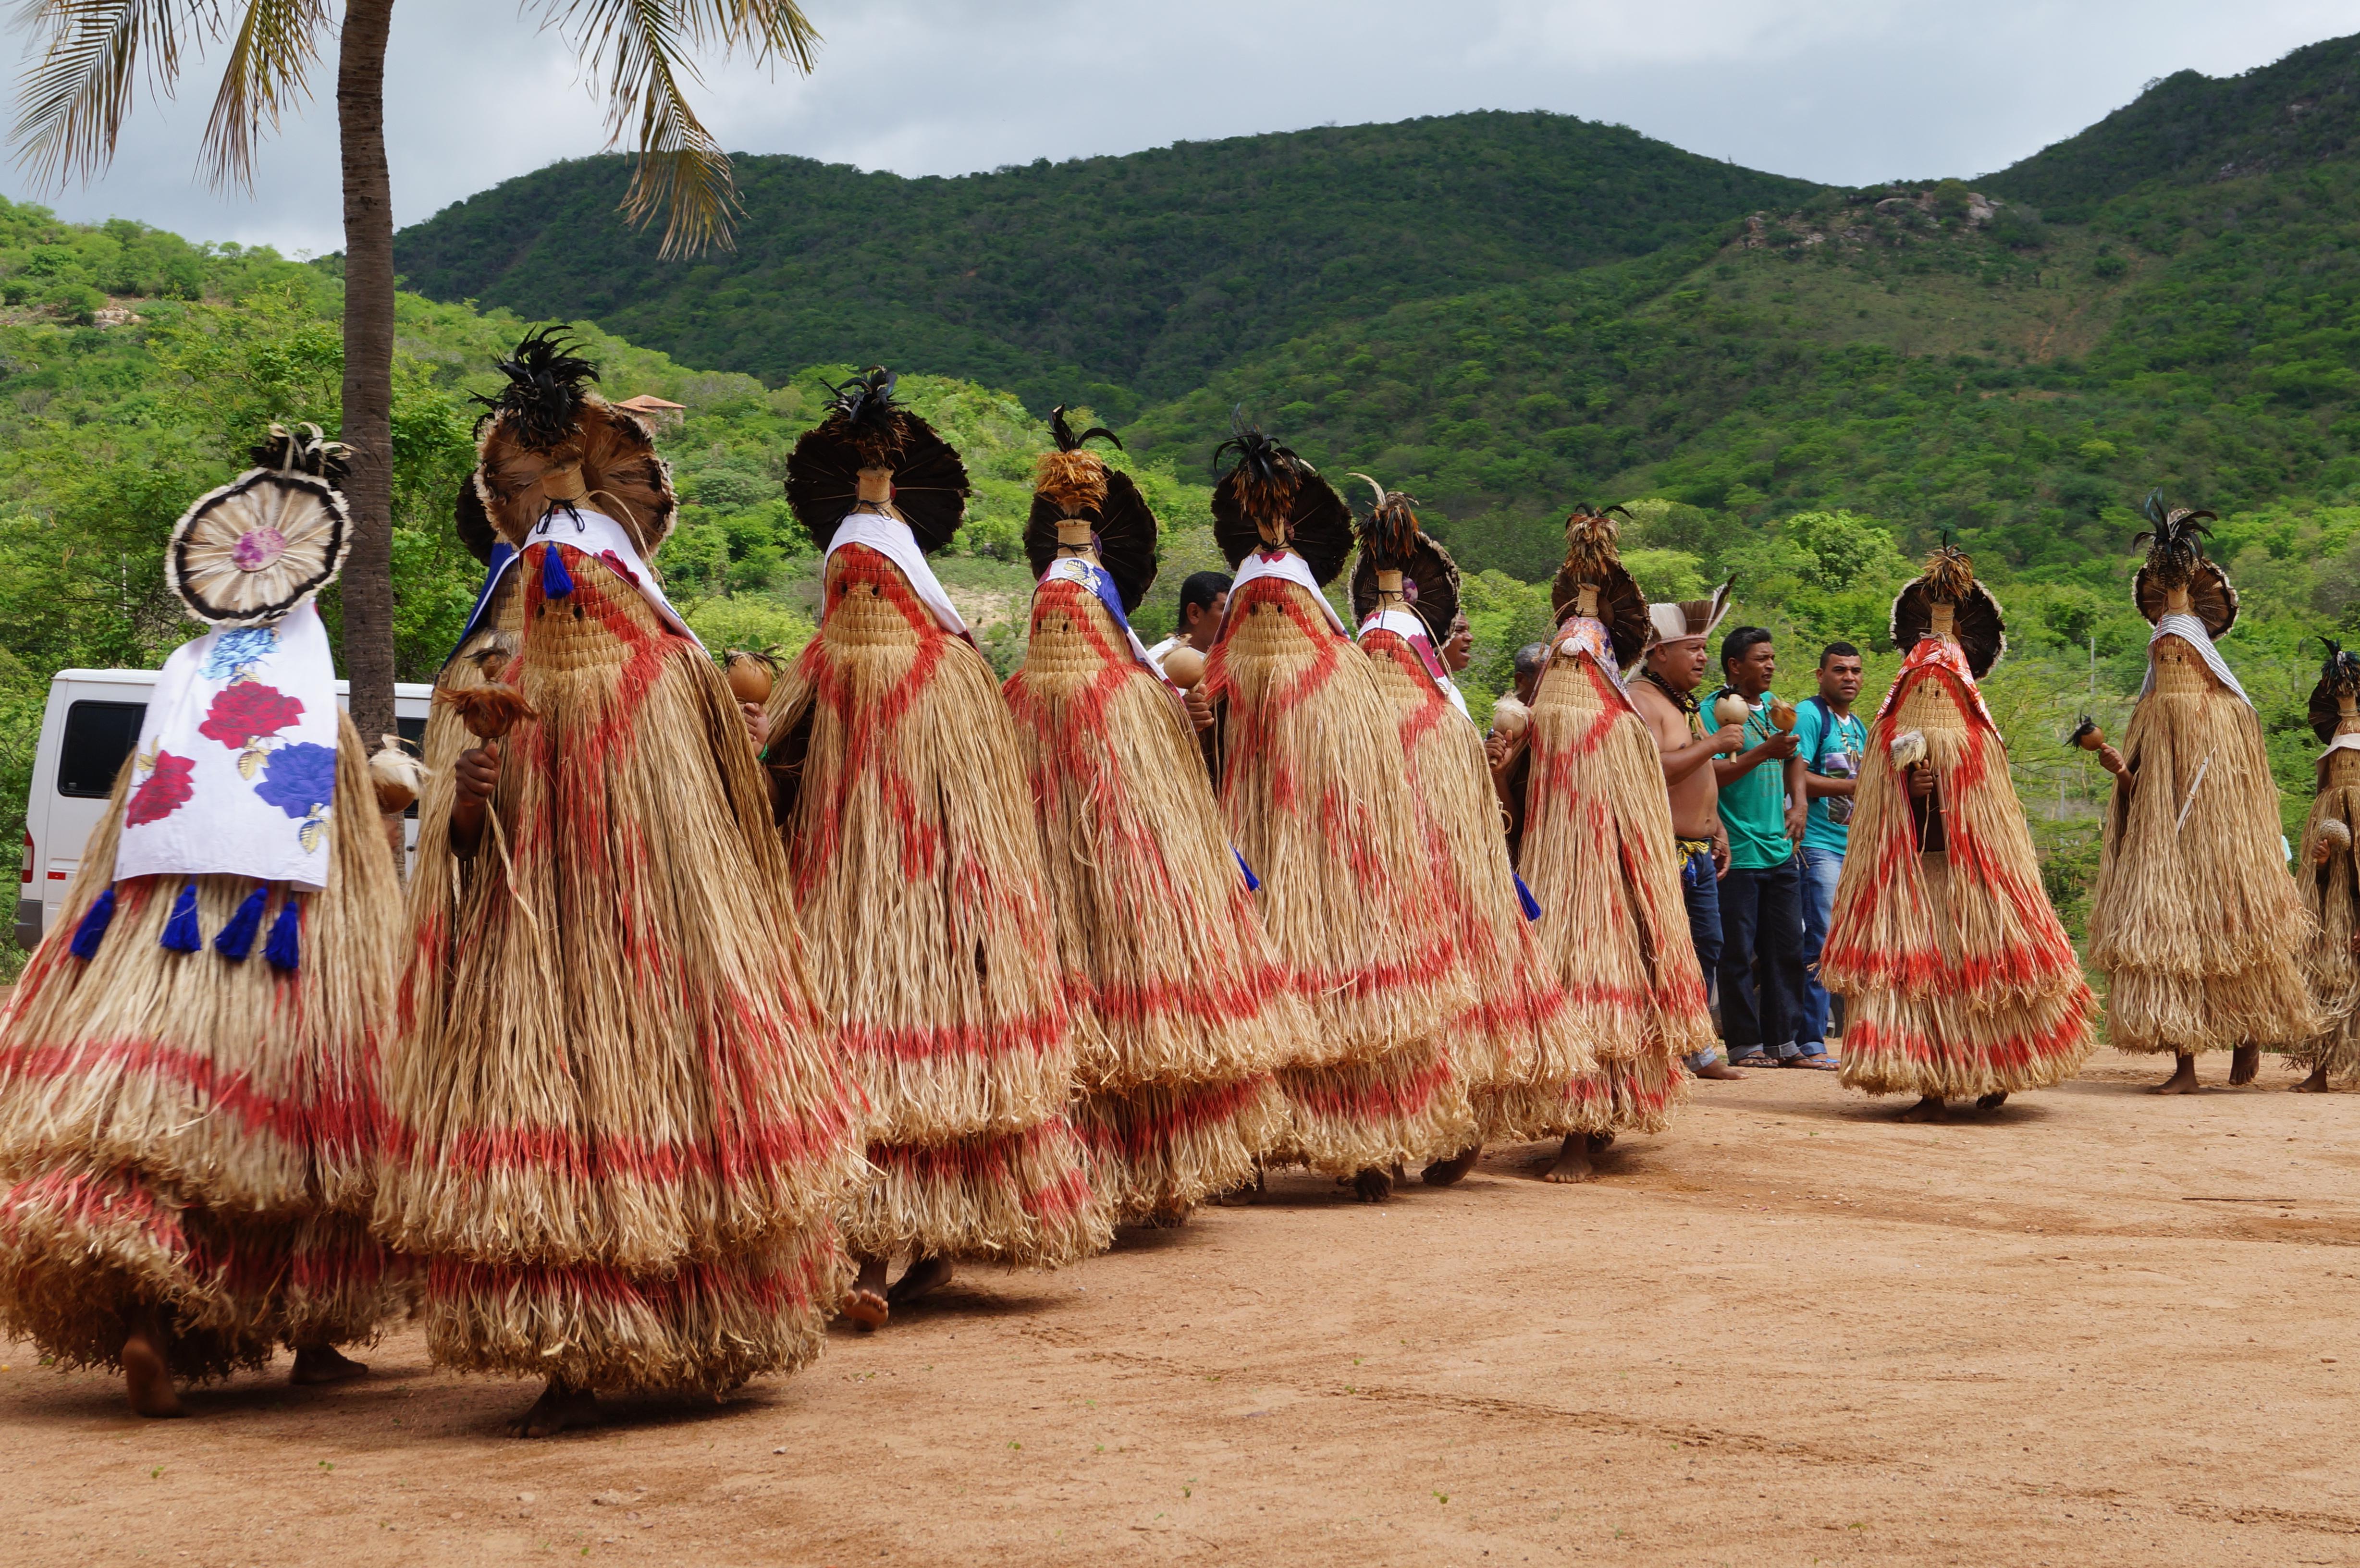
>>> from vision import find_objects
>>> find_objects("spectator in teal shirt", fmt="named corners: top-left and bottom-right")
top-left (1791, 643), bottom-right (1868, 1062)
top-left (1708, 627), bottom-right (1828, 1068)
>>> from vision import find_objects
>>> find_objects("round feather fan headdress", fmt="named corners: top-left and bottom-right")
top-left (166, 422), bottom-right (354, 627)
top-left (2308, 638), bottom-right (2360, 744)
top-left (1345, 476), bottom-right (1459, 639)
top-left (785, 368), bottom-right (971, 556)
top-left (1024, 405), bottom-right (1159, 612)
top-left (1209, 415), bottom-right (1353, 584)
top-left (1549, 504), bottom-right (1650, 667)
top-left (473, 328), bottom-right (677, 555)
top-left (1890, 542), bottom-right (2007, 678)
top-left (2131, 490), bottom-right (2237, 639)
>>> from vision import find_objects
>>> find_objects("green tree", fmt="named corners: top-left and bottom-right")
top-left (8, 0), bottom-right (822, 744)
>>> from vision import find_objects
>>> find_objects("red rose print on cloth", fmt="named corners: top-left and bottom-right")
top-left (198, 682), bottom-right (304, 749)
top-left (126, 751), bottom-right (195, 826)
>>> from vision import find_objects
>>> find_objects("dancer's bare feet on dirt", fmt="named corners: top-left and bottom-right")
top-left (1352, 1166), bottom-right (1393, 1203)
top-left (888, 1255), bottom-right (954, 1307)
top-left (1897, 1096), bottom-right (1944, 1123)
top-left (122, 1307), bottom-right (183, 1420)
top-left (289, 1344), bottom-right (369, 1385)
top-left (2152, 1054), bottom-right (2201, 1095)
top-left (1542, 1132), bottom-right (1613, 1183)
top-left (844, 1254), bottom-right (890, 1330)
top-left (510, 1378), bottom-right (598, 1439)
top-left (2294, 1064), bottom-right (2332, 1092)
top-left (1693, 1057), bottom-right (1746, 1080)
top-left (1422, 1145), bottom-right (1481, 1187)
top-left (2229, 1043), bottom-right (2261, 1086)
top-left (1975, 1092), bottom-right (2008, 1114)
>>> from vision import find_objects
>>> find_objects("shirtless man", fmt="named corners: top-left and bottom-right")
top-left (1627, 593), bottom-right (1750, 1081)
top-left (1147, 570), bottom-right (1230, 735)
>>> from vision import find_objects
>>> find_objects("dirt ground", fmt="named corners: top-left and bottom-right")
top-left (4, 1049), bottom-right (2357, 1568)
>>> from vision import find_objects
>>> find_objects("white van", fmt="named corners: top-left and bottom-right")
top-left (16, 669), bottom-right (434, 951)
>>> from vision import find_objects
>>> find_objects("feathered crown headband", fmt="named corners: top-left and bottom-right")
top-left (2131, 489), bottom-right (2237, 637)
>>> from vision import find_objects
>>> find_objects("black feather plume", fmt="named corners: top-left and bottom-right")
top-left (1049, 405), bottom-right (1122, 453)
top-left (247, 421), bottom-right (350, 483)
top-left (478, 328), bottom-right (600, 452)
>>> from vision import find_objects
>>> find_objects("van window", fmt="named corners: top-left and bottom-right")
top-left (58, 701), bottom-right (147, 798)
top-left (395, 715), bottom-right (427, 819)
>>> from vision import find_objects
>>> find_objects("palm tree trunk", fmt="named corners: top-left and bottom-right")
top-left (337, 0), bottom-right (399, 748)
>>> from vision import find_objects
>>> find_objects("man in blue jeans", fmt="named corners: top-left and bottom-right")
top-left (1708, 626), bottom-right (1831, 1069)
top-left (1791, 643), bottom-right (1867, 1062)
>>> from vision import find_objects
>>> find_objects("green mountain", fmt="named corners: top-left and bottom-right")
top-left (392, 112), bottom-right (1815, 415)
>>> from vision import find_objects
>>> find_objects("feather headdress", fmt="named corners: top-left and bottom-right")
top-left (1549, 504), bottom-right (1650, 667)
top-left (2131, 490), bottom-right (2237, 638)
top-left (165, 422), bottom-right (354, 627)
top-left (1024, 405), bottom-right (1158, 612)
top-left (1644, 579), bottom-right (1735, 652)
top-left (1891, 542), bottom-right (2007, 677)
top-left (1345, 475), bottom-right (1459, 639)
top-left (473, 329), bottom-right (677, 554)
top-left (2309, 638), bottom-right (2360, 744)
top-left (1208, 415), bottom-right (1353, 583)
top-left (784, 367), bottom-right (971, 556)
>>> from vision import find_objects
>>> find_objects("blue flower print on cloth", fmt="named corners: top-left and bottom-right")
top-left (201, 625), bottom-right (280, 683)
top-left (254, 740), bottom-right (336, 852)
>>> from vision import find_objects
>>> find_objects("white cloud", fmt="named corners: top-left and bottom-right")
top-left (0, 0), bottom-right (2350, 255)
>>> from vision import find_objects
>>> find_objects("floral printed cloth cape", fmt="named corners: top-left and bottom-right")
top-left (116, 600), bottom-right (343, 891)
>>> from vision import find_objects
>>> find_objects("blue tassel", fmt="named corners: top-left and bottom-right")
top-left (67, 886), bottom-right (116, 960)
top-left (1514, 872), bottom-right (1542, 922)
top-left (160, 881), bottom-right (202, 952)
top-left (213, 882), bottom-right (269, 960)
top-left (540, 544), bottom-right (575, 600)
top-left (1234, 848), bottom-right (1260, 892)
top-left (264, 898), bottom-right (301, 971)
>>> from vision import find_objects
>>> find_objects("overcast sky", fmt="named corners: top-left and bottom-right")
top-left (1, 0), bottom-right (2351, 256)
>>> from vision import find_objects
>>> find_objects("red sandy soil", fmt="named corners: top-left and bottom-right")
top-left (3, 1049), bottom-right (2356, 1567)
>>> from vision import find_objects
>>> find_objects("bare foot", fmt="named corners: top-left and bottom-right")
top-left (1897, 1096), bottom-right (1945, 1123)
top-left (2229, 1044), bottom-right (2261, 1087)
top-left (888, 1255), bottom-right (955, 1307)
top-left (1421, 1145), bottom-right (1481, 1187)
top-left (122, 1310), bottom-right (183, 1420)
top-left (289, 1344), bottom-right (369, 1385)
top-left (2294, 1065), bottom-right (2332, 1093)
top-left (1693, 1059), bottom-right (1747, 1080)
top-left (1540, 1133), bottom-right (1611, 1184)
top-left (510, 1378), bottom-right (598, 1439)
top-left (2152, 1054), bottom-right (2201, 1095)
top-left (1975, 1092), bottom-right (2008, 1114)
top-left (1352, 1166), bottom-right (1393, 1203)
top-left (844, 1254), bottom-right (889, 1330)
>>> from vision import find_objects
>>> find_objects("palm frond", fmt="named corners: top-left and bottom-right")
top-left (10, 0), bottom-right (188, 188)
top-left (543, 0), bottom-right (820, 257)
top-left (199, 0), bottom-right (329, 191)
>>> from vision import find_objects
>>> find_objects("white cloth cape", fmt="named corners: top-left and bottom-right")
top-left (1229, 548), bottom-right (1346, 635)
top-left (464, 507), bottom-right (702, 648)
top-left (824, 509), bottom-right (970, 638)
top-left (1358, 606), bottom-right (1470, 718)
top-left (2140, 612), bottom-right (2248, 706)
top-left (116, 602), bottom-right (342, 891)
top-left (1041, 555), bottom-right (1156, 670)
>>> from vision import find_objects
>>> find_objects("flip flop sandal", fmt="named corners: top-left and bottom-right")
top-left (1784, 1055), bottom-right (1840, 1070)
top-left (1727, 1052), bottom-right (1775, 1069)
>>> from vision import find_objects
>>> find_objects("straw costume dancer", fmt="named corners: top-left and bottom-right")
top-left (1495, 508), bottom-right (1712, 1179)
top-left (1002, 410), bottom-right (1293, 1223)
top-left (1346, 480), bottom-right (1585, 1188)
top-left (1200, 422), bottom-right (1465, 1203)
top-left (2294, 643), bottom-right (2360, 1091)
top-left (0, 428), bottom-right (408, 1418)
top-left (2087, 497), bottom-right (2315, 1093)
top-left (765, 372), bottom-right (1105, 1324)
top-left (1822, 545), bottom-right (2095, 1118)
top-left (379, 334), bottom-right (861, 1437)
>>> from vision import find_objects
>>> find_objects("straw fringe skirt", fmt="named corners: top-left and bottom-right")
top-left (1506, 647), bottom-right (1707, 1139)
top-left (0, 716), bottom-right (409, 1379)
top-left (1360, 629), bottom-right (1589, 1130)
top-left (2088, 664), bottom-right (2316, 1056)
top-left (2293, 765), bottom-right (2360, 1083)
top-left (1823, 664), bottom-right (2095, 1098)
top-left (382, 548), bottom-right (861, 1392)
top-left (769, 544), bottom-right (1105, 1266)
top-left (1004, 578), bottom-right (1295, 1221)
top-left (1207, 577), bottom-right (1461, 1170)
